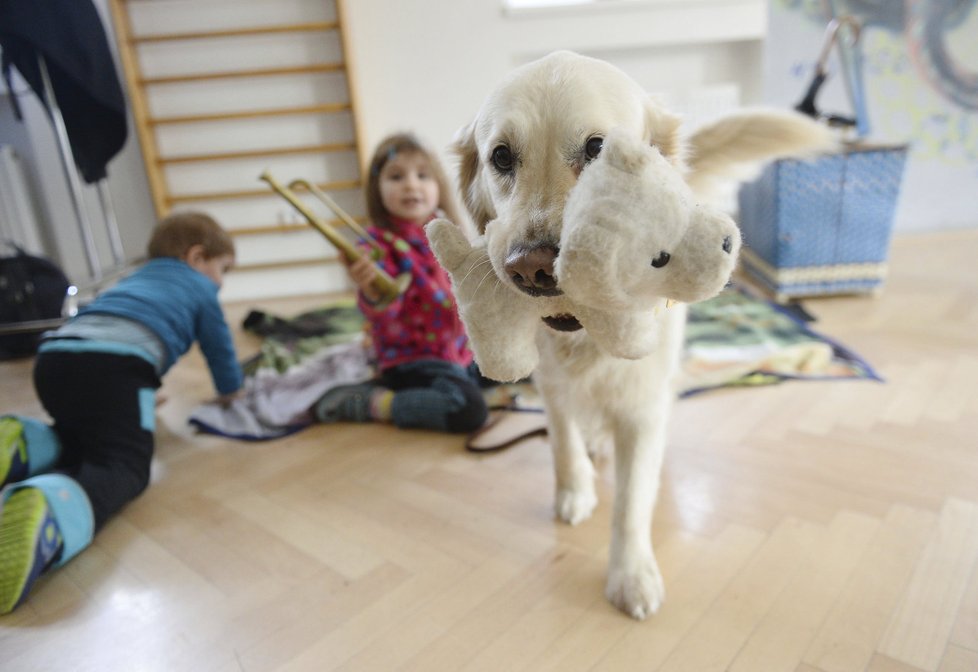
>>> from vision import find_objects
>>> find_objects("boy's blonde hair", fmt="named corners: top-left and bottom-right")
top-left (365, 132), bottom-right (464, 231)
top-left (148, 211), bottom-right (235, 260)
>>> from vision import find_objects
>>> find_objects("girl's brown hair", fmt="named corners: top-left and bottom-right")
top-left (147, 211), bottom-right (235, 260)
top-left (364, 132), bottom-right (464, 231)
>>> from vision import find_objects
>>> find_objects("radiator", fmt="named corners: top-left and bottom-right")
top-left (0, 144), bottom-right (44, 254)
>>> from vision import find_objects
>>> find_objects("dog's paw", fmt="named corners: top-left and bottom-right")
top-left (605, 559), bottom-right (665, 620)
top-left (555, 487), bottom-right (598, 525)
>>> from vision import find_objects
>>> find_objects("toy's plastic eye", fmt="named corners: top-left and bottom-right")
top-left (584, 136), bottom-right (604, 162)
top-left (651, 251), bottom-right (671, 268)
top-left (491, 145), bottom-right (514, 173)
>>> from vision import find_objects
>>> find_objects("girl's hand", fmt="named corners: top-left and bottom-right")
top-left (346, 255), bottom-right (382, 303)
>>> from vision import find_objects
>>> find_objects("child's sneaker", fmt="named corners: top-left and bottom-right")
top-left (313, 382), bottom-right (378, 423)
top-left (0, 418), bottom-right (28, 488)
top-left (0, 487), bottom-right (63, 614)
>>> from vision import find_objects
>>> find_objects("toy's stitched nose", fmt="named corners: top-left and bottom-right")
top-left (722, 235), bottom-right (733, 254)
top-left (505, 244), bottom-right (562, 297)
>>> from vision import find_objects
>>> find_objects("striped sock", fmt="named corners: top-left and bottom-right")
top-left (370, 390), bottom-right (394, 422)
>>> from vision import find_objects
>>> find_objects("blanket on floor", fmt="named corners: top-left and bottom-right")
top-left (678, 285), bottom-right (881, 397)
top-left (189, 287), bottom-right (880, 440)
top-left (189, 302), bottom-right (372, 440)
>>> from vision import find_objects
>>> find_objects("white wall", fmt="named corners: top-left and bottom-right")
top-left (342, 0), bottom-right (767, 191)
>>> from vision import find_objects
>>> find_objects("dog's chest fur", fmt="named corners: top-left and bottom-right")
top-left (533, 305), bottom-right (687, 423)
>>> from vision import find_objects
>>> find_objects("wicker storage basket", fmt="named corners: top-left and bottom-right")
top-left (737, 143), bottom-right (908, 302)
top-left (737, 12), bottom-right (910, 302)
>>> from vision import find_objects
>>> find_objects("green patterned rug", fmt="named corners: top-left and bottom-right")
top-left (678, 285), bottom-right (881, 396)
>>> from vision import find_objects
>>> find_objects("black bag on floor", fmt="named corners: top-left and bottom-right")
top-left (0, 242), bottom-right (71, 359)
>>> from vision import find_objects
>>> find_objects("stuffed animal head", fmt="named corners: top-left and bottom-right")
top-left (556, 128), bottom-right (741, 311)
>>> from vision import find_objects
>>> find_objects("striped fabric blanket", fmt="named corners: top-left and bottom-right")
top-left (678, 285), bottom-right (880, 397)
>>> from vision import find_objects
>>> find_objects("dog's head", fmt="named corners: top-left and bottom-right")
top-left (444, 50), bottom-right (832, 359)
top-left (452, 51), bottom-right (733, 325)
top-left (455, 51), bottom-right (680, 226)
top-left (455, 50), bottom-right (683, 240)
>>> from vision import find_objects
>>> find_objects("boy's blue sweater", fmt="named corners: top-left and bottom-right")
top-left (79, 257), bottom-right (242, 394)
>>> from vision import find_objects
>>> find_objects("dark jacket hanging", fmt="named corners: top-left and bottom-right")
top-left (0, 0), bottom-right (128, 184)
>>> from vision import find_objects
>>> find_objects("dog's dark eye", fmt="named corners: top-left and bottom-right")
top-left (651, 251), bottom-right (671, 268)
top-left (491, 145), bottom-right (514, 173)
top-left (584, 136), bottom-right (604, 162)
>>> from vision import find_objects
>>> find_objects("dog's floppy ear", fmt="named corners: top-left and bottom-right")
top-left (643, 99), bottom-right (685, 169)
top-left (683, 108), bottom-right (836, 196)
top-left (452, 121), bottom-right (496, 234)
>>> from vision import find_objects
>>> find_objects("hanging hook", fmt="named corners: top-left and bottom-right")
top-left (814, 15), bottom-right (862, 74)
top-left (794, 14), bottom-right (862, 127)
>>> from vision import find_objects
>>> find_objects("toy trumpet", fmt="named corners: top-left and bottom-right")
top-left (260, 170), bottom-right (411, 308)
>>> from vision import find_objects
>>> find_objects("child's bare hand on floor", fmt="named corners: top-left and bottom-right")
top-left (216, 389), bottom-right (244, 408)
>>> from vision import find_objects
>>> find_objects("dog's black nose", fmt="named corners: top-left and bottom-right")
top-left (505, 244), bottom-right (562, 297)
top-left (722, 236), bottom-right (733, 254)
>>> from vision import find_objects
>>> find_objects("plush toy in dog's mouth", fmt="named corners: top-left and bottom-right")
top-left (542, 313), bottom-right (583, 331)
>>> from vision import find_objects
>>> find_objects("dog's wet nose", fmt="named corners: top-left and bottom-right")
top-left (722, 235), bottom-right (733, 254)
top-left (505, 244), bottom-right (561, 297)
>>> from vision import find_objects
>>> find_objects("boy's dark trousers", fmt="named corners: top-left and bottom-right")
top-left (33, 349), bottom-right (160, 530)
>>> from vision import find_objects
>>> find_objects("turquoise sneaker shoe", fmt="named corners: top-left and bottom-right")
top-left (0, 487), bottom-right (63, 614)
top-left (0, 418), bottom-right (28, 488)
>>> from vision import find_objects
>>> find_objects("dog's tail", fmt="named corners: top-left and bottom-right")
top-left (684, 108), bottom-right (837, 199)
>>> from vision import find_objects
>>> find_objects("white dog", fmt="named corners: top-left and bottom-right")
top-left (450, 51), bottom-right (832, 619)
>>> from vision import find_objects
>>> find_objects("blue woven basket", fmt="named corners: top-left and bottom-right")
top-left (737, 143), bottom-right (908, 302)
top-left (737, 13), bottom-right (909, 302)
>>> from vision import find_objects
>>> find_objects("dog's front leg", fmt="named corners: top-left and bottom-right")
top-left (605, 407), bottom-right (668, 620)
top-left (546, 404), bottom-right (598, 526)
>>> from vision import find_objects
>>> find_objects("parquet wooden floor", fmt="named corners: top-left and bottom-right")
top-left (1, 230), bottom-right (976, 671)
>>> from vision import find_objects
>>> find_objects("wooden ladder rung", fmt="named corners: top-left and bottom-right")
top-left (230, 217), bottom-right (367, 237)
top-left (233, 256), bottom-right (341, 272)
top-left (132, 21), bottom-right (339, 43)
top-left (168, 179), bottom-right (361, 204)
top-left (141, 63), bottom-right (344, 86)
top-left (150, 103), bottom-right (352, 126)
top-left (230, 224), bottom-right (309, 237)
top-left (160, 143), bottom-right (357, 165)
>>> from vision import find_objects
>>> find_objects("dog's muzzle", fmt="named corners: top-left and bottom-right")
top-left (505, 243), bottom-right (582, 331)
top-left (506, 243), bottom-right (586, 331)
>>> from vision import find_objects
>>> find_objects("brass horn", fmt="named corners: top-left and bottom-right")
top-left (260, 170), bottom-right (411, 308)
